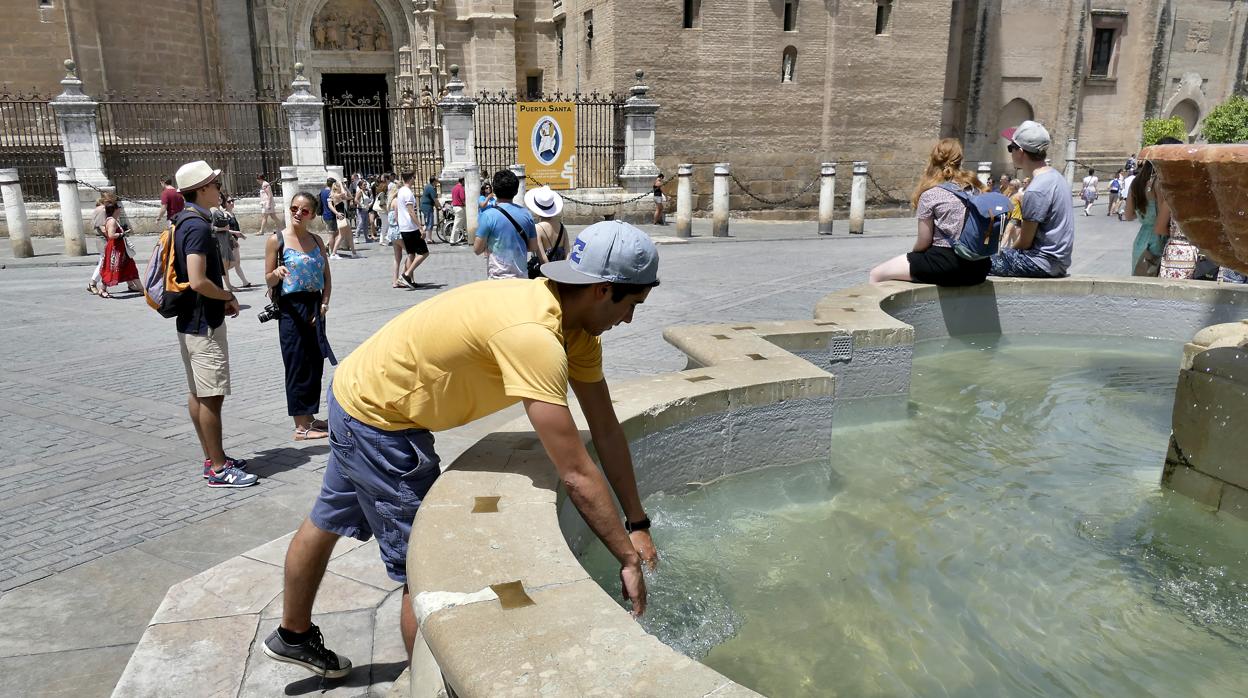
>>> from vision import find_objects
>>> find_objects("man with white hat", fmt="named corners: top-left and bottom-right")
top-left (991, 120), bottom-right (1075, 278)
top-left (265, 220), bottom-right (660, 678)
top-left (525, 184), bottom-right (567, 266)
top-left (171, 160), bottom-right (257, 488)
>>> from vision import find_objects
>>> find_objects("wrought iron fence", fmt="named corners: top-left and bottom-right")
top-left (474, 90), bottom-right (624, 189)
top-left (98, 99), bottom-right (289, 198)
top-left (324, 94), bottom-right (442, 180)
top-left (0, 94), bottom-right (62, 200)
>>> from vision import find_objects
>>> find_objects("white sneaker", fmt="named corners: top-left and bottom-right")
top-left (329, 253), bottom-right (342, 260)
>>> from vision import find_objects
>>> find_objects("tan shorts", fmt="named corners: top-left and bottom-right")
top-left (178, 323), bottom-right (231, 397)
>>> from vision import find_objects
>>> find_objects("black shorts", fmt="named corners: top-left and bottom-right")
top-left (399, 230), bottom-right (429, 255)
top-left (907, 245), bottom-right (990, 287)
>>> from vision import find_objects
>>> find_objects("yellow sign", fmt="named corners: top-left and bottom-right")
top-left (516, 102), bottom-right (577, 190)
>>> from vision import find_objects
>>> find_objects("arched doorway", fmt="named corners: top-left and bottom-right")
top-left (1171, 99), bottom-right (1201, 138)
top-left (995, 98), bottom-right (1034, 175)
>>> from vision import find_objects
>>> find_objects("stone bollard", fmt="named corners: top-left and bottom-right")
top-left (1064, 138), bottom-right (1077, 188)
top-left (281, 166), bottom-right (298, 227)
top-left (0, 169), bottom-right (34, 258)
top-left (848, 161), bottom-right (868, 235)
top-left (57, 167), bottom-right (88, 256)
top-left (977, 162), bottom-right (992, 189)
top-left (712, 163), bottom-right (730, 237)
top-left (675, 164), bottom-right (693, 238)
top-left (818, 162), bottom-right (836, 235)
top-left (465, 164), bottom-right (480, 239)
top-left (509, 163), bottom-right (526, 202)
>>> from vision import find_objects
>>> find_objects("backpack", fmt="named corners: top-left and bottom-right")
top-left (938, 183), bottom-right (1012, 261)
top-left (142, 208), bottom-right (210, 318)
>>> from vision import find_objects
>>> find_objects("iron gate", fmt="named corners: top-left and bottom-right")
top-left (0, 93), bottom-right (62, 200)
top-left (98, 97), bottom-right (289, 198)
top-left (323, 94), bottom-right (442, 179)
top-left (474, 90), bottom-right (625, 188)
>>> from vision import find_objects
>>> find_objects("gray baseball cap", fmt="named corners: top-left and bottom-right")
top-left (541, 220), bottom-right (659, 285)
top-left (1001, 120), bottom-right (1051, 154)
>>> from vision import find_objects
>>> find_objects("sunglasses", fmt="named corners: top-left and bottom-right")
top-left (1007, 143), bottom-right (1020, 153)
top-left (290, 205), bottom-right (313, 216)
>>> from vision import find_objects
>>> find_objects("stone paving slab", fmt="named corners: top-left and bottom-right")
top-left (0, 208), bottom-right (1134, 696)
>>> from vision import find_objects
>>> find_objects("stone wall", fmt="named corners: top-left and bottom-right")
top-left (0, 3), bottom-right (71, 94)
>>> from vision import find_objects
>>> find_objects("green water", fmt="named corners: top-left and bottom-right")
top-left (581, 335), bottom-right (1248, 697)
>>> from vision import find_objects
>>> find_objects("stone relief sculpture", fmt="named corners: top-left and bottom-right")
top-left (312, 0), bottom-right (390, 52)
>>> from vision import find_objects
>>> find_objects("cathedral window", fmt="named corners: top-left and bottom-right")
top-left (1088, 11), bottom-right (1126, 79)
top-left (781, 46), bottom-right (797, 83)
top-left (783, 1), bottom-right (797, 32)
top-left (684, 0), bottom-right (701, 29)
top-left (875, 1), bottom-right (892, 36)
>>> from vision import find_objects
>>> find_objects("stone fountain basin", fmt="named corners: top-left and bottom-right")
top-left (406, 276), bottom-right (1248, 697)
top-left (1141, 143), bottom-right (1248, 273)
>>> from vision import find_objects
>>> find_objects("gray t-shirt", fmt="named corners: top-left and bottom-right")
top-left (1019, 168), bottom-right (1074, 274)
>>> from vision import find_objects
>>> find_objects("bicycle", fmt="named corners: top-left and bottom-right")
top-left (433, 200), bottom-right (460, 244)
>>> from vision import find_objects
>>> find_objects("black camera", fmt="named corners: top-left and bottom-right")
top-left (257, 302), bottom-right (282, 323)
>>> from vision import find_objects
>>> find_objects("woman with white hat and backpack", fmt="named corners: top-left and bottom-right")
top-left (524, 185), bottom-right (567, 278)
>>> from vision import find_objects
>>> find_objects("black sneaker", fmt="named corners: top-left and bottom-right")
top-left (263, 625), bottom-right (352, 678)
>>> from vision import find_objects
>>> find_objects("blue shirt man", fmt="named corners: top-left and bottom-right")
top-left (472, 170), bottom-right (536, 279)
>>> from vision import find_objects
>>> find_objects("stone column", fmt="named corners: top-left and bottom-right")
top-left (618, 70), bottom-right (661, 193)
top-left (280, 166), bottom-right (297, 227)
top-left (49, 60), bottom-right (111, 199)
top-left (849, 161), bottom-right (868, 235)
top-left (817, 162), bottom-right (836, 235)
top-left (977, 161), bottom-right (992, 189)
top-left (1064, 138), bottom-right (1078, 188)
top-left (465, 164), bottom-right (480, 239)
top-left (438, 65), bottom-right (477, 191)
top-left (0, 169), bottom-right (33, 258)
top-left (57, 167), bottom-right (87, 256)
top-left (509, 163), bottom-right (526, 202)
top-left (712, 163), bottom-right (730, 238)
top-left (283, 63), bottom-right (329, 194)
top-left (675, 164), bottom-right (693, 238)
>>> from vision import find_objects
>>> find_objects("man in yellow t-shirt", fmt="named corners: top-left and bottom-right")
top-left (264, 221), bottom-right (661, 679)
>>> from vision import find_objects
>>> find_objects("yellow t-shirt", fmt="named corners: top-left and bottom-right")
top-left (332, 278), bottom-right (603, 432)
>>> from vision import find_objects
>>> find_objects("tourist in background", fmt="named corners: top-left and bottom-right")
top-left (98, 199), bottom-right (141, 297)
top-left (328, 178), bottom-right (351, 259)
top-left (372, 175), bottom-right (390, 244)
top-left (868, 138), bottom-right (989, 286)
top-left (396, 171), bottom-right (429, 287)
top-left (1106, 169), bottom-right (1124, 218)
top-left (526, 185), bottom-right (565, 271)
top-left (1124, 160), bottom-right (1169, 277)
top-left (264, 191), bottom-right (336, 441)
top-left (213, 196), bottom-right (252, 291)
top-left (989, 120), bottom-right (1073, 278)
top-left (478, 182), bottom-right (497, 211)
top-left (387, 188), bottom-right (406, 287)
top-left (157, 174), bottom-right (185, 227)
top-left (450, 176), bottom-right (467, 244)
top-left (474, 169), bottom-right (540, 279)
top-left (1001, 178), bottom-right (1024, 249)
top-left (319, 178), bottom-right (337, 257)
top-left (1080, 168), bottom-right (1099, 216)
top-left (88, 192), bottom-right (129, 297)
top-left (256, 174), bottom-right (282, 236)
top-left (420, 176), bottom-right (439, 243)
top-left (653, 174), bottom-right (666, 225)
top-left (170, 160), bottom-right (255, 488)
top-left (1119, 169), bottom-right (1136, 221)
top-left (354, 177), bottom-right (373, 243)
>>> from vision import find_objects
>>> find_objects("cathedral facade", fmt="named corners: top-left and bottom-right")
top-left (5, 1), bottom-right (1246, 202)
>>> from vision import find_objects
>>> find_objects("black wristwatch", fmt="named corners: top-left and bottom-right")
top-left (624, 516), bottom-right (651, 533)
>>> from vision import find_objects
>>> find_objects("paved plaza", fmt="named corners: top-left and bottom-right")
top-left (0, 210), bottom-right (1131, 696)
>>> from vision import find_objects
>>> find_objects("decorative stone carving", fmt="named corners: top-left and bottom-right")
top-left (312, 0), bottom-right (390, 52)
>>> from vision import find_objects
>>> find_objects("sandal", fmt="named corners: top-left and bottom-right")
top-left (294, 425), bottom-right (328, 441)
top-left (98, 289), bottom-right (113, 299)
top-left (310, 418), bottom-right (328, 431)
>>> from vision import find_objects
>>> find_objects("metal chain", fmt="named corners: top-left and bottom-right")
top-left (727, 171), bottom-right (820, 207)
top-left (863, 171), bottom-right (910, 206)
top-left (72, 179), bottom-right (263, 210)
top-left (522, 173), bottom-right (674, 207)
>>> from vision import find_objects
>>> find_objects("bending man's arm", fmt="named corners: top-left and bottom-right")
top-left (525, 398), bottom-right (647, 617)
top-left (571, 378), bottom-right (657, 567)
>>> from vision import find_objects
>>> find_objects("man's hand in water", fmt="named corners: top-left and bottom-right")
top-left (630, 529), bottom-right (658, 570)
top-left (620, 558), bottom-right (647, 617)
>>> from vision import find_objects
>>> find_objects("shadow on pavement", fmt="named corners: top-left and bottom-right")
top-left (283, 661), bottom-right (407, 695)
top-left (247, 444), bottom-right (330, 477)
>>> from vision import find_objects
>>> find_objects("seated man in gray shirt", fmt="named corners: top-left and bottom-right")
top-left (990, 120), bottom-right (1074, 278)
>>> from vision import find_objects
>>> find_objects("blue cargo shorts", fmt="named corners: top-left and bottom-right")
top-left (989, 248), bottom-right (1065, 278)
top-left (310, 386), bottom-right (441, 583)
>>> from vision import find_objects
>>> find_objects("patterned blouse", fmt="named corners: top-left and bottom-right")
top-left (281, 244), bottom-right (326, 294)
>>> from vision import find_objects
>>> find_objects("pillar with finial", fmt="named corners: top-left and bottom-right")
top-left (282, 62), bottom-right (330, 192)
top-left (619, 69), bottom-right (661, 193)
top-left (50, 58), bottom-right (112, 200)
top-left (438, 64), bottom-right (477, 191)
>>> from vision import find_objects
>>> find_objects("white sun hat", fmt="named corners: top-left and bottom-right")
top-left (175, 160), bottom-right (222, 192)
top-left (523, 185), bottom-right (564, 219)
